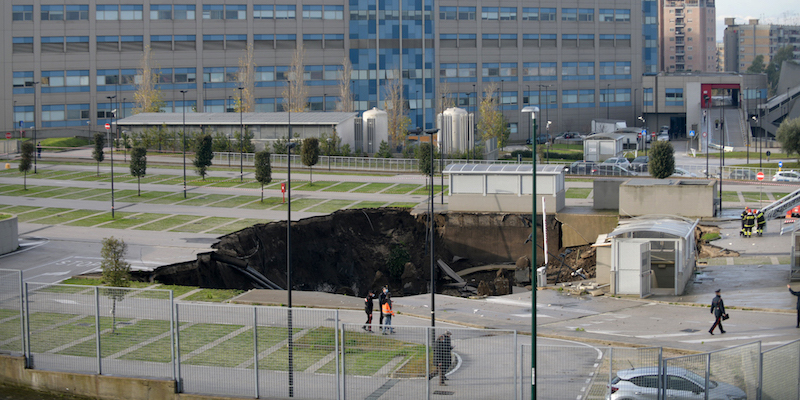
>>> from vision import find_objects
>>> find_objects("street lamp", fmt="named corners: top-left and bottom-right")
top-left (538, 84), bottom-right (551, 144)
top-left (180, 90), bottom-right (188, 198)
top-left (521, 106), bottom-right (539, 154)
top-left (471, 84), bottom-right (476, 163)
top-left (525, 85), bottom-right (532, 144)
top-left (106, 95), bottom-right (116, 218)
top-left (638, 116), bottom-right (646, 151)
top-left (28, 81), bottom-right (39, 173)
top-left (606, 83), bottom-right (611, 119)
top-left (238, 87), bottom-right (244, 182)
top-left (285, 140), bottom-right (298, 398)
top-left (441, 95), bottom-right (445, 205)
top-left (327, 137), bottom-right (332, 171)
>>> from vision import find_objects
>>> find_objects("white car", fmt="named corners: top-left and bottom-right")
top-left (602, 157), bottom-right (632, 170)
top-left (671, 167), bottom-right (697, 178)
top-left (772, 170), bottom-right (800, 182)
top-left (608, 367), bottom-right (746, 400)
top-left (656, 133), bottom-right (669, 142)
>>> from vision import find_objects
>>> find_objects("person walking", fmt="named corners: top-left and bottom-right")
top-left (36, 142), bottom-right (42, 159)
top-left (433, 331), bottom-right (454, 386)
top-left (709, 289), bottom-right (726, 335)
top-left (363, 290), bottom-right (375, 332)
top-left (739, 207), bottom-right (749, 236)
top-left (381, 294), bottom-right (394, 334)
top-left (378, 286), bottom-right (388, 326)
top-left (756, 209), bottom-right (766, 236)
top-left (743, 210), bottom-right (756, 238)
top-left (789, 285), bottom-right (800, 328)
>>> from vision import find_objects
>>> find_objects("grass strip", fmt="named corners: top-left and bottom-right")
top-left (170, 216), bottom-right (238, 233)
top-left (410, 186), bottom-right (447, 196)
top-left (565, 188), bottom-right (592, 199)
top-left (387, 202), bottom-right (419, 208)
top-left (306, 199), bottom-right (358, 213)
top-left (207, 195), bottom-right (260, 208)
top-left (240, 197), bottom-right (287, 210)
top-left (33, 315), bottom-right (120, 354)
top-left (17, 208), bottom-right (72, 223)
top-left (295, 181), bottom-right (338, 191)
top-left (65, 211), bottom-right (137, 227)
top-left (25, 187), bottom-right (87, 198)
top-left (82, 189), bottom-right (140, 202)
top-left (348, 201), bottom-right (389, 209)
top-left (0, 205), bottom-right (42, 215)
top-left (741, 191), bottom-right (769, 203)
top-left (206, 219), bottom-right (270, 235)
top-left (30, 209), bottom-right (104, 225)
top-left (133, 215), bottom-right (205, 231)
top-left (271, 198), bottom-right (325, 212)
top-left (1, 186), bottom-right (62, 197)
top-left (60, 319), bottom-right (172, 358)
top-left (53, 188), bottom-right (108, 200)
top-left (182, 288), bottom-right (244, 302)
top-left (119, 191), bottom-right (174, 202)
top-left (720, 191), bottom-right (740, 203)
top-left (145, 192), bottom-right (203, 204)
top-left (322, 182), bottom-right (367, 192)
top-left (124, 323), bottom-right (240, 363)
top-left (100, 213), bottom-right (167, 229)
top-left (177, 194), bottom-right (232, 206)
top-left (351, 183), bottom-right (393, 193)
top-left (383, 184), bottom-right (422, 194)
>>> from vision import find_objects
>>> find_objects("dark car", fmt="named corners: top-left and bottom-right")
top-left (596, 164), bottom-right (637, 176)
top-left (631, 156), bottom-right (649, 173)
top-left (526, 134), bottom-right (549, 145)
top-left (566, 161), bottom-right (598, 175)
top-left (556, 132), bottom-right (584, 140)
top-left (727, 169), bottom-right (758, 180)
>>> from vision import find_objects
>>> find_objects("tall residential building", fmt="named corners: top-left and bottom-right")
top-left (659, 0), bottom-right (717, 72)
top-left (2, 1), bottom-right (649, 143)
top-left (723, 18), bottom-right (800, 73)
top-left (715, 42), bottom-right (724, 71)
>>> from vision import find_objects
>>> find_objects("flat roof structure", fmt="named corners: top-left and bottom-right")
top-left (116, 112), bottom-right (357, 127)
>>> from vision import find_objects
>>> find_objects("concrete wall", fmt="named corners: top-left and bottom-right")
top-left (593, 179), bottom-right (627, 210)
top-left (448, 192), bottom-right (564, 214)
top-left (0, 215), bottom-right (18, 255)
top-left (556, 212), bottom-right (619, 248)
top-left (619, 179), bottom-right (717, 218)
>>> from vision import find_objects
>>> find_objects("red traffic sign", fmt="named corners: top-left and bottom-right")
top-left (702, 132), bottom-right (707, 138)
top-left (281, 182), bottom-right (286, 193)
top-left (5, 132), bottom-right (10, 139)
top-left (757, 172), bottom-right (764, 181)
top-left (105, 123), bottom-right (111, 130)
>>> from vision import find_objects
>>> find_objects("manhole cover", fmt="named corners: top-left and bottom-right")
top-left (432, 390), bottom-right (455, 395)
top-left (680, 329), bottom-right (699, 333)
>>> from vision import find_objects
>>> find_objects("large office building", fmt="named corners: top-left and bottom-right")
top-left (723, 18), bottom-right (800, 73)
top-left (2, 1), bottom-right (657, 145)
top-left (658, 0), bottom-right (716, 73)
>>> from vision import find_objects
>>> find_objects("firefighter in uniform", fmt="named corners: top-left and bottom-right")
top-left (756, 209), bottom-right (766, 236)
top-left (744, 210), bottom-right (756, 238)
top-left (740, 207), bottom-right (749, 236)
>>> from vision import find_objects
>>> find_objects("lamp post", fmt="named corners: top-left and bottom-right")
top-left (441, 95), bottom-right (445, 204)
top-left (522, 106), bottom-right (539, 160)
top-left (29, 81), bottom-right (39, 173)
top-left (180, 90), bottom-right (188, 198)
top-left (286, 140), bottom-right (297, 398)
top-left (529, 110), bottom-right (539, 400)
top-left (327, 137), bottom-right (332, 171)
top-left (606, 83), bottom-right (611, 119)
top-left (538, 84), bottom-right (551, 143)
top-left (238, 87), bottom-right (244, 181)
top-left (525, 85), bottom-right (532, 144)
top-left (471, 84), bottom-right (476, 163)
top-left (106, 95), bottom-right (116, 218)
top-left (424, 128), bottom-right (439, 331)
top-left (638, 116), bottom-right (646, 152)
top-left (122, 97), bottom-right (127, 162)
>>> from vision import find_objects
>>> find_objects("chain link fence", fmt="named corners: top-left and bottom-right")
top-left (762, 339), bottom-right (800, 400)
top-left (0, 269), bottom-right (24, 356)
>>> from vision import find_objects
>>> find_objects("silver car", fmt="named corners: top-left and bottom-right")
top-left (607, 367), bottom-right (746, 400)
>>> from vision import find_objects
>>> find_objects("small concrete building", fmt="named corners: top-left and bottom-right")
top-left (602, 216), bottom-right (699, 297)
top-left (619, 179), bottom-right (718, 218)
top-left (444, 164), bottom-right (564, 213)
top-left (583, 133), bottom-right (624, 162)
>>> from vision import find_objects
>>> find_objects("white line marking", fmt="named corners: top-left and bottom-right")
top-left (680, 334), bottom-right (782, 344)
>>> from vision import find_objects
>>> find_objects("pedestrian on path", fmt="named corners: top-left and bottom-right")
top-left (789, 285), bottom-right (800, 328)
top-left (709, 289), bottom-right (727, 335)
top-left (378, 286), bottom-right (388, 326)
top-left (381, 294), bottom-right (394, 334)
top-left (433, 331), bottom-right (454, 386)
top-left (363, 290), bottom-right (375, 332)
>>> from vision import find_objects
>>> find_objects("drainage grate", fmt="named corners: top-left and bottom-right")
top-left (680, 329), bottom-right (699, 333)
top-left (432, 390), bottom-right (455, 395)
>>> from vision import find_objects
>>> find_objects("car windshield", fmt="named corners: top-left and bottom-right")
top-left (633, 157), bottom-right (647, 163)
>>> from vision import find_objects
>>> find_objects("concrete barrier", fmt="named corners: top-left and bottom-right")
top-left (0, 214), bottom-right (18, 255)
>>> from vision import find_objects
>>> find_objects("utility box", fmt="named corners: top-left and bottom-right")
top-left (612, 240), bottom-right (652, 297)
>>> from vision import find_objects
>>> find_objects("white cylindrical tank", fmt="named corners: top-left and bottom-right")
top-left (439, 107), bottom-right (470, 154)
top-left (362, 107), bottom-right (388, 154)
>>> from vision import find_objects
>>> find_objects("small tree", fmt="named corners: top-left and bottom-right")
top-left (193, 134), bottom-right (214, 180)
top-left (376, 140), bottom-right (393, 158)
top-left (129, 146), bottom-right (147, 195)
top-left (301, 137), bottom-right (320, 184)
top-left (777, 117), bottom-right (800, 159)
top-left (92, 133), bottom-right (105, 176)
top-left (234, 128), bottom-right (255, 153)
top-left (100, 237), bottom-right (130, 334)
top-left (746, 55), bottom-right (766, 74)
top-left (19, 141), bottom-right (34, 190)
top-left (649, 141), bottom-right (675, 179)
top-left (477, 83), bottom-right (511, 148)
top-left (416, 142), bottom-right (437, 187)
top-left (254, 150), bottom-right (272, 202)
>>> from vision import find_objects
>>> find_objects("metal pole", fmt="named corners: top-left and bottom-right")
top-left (94, 287), bottom-right (102, 374)
top-left (174, 304), bottom-right (182, 393)
top-left (32, 82), bottom-right (38, 173)
top-left (441, 96), bottom-right (445, 205)
top-left (107, 95), bottom-right (116, 218)
top-left (169, 291), bottom-right (176, 385)
top-left (428, 129), bottom-right (436, 331)
top-left (531, 114), bottom-right (538, 400)
top-left (253, 307), bottom-right (259, 398)
top-left (719, 105), bottom-right (723, 216)
top-left (606, 83), bottom-right (611, 119)
top-left (181, 90), bottom-right (188, 198)
top-left (526, 85), bottom-right (531, 145)
top-left (335, 310), bottom-right (340, 400)
top-left (239, 87), bottom-right (244, 181)
top-left (287, 140), bottom-right (296, 398)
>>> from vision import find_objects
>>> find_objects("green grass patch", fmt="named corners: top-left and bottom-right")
top-left (131, 174), bottom-right (176, 184)
top-left (239, 197), bottom-right (284, 210)
top-left (410, 186), bottom-right (447, 196)
top-left (60, 319), bottom-right (172, 358)
top-left (42, 170), bottom-right (88, 180)
top-left (32, 315), bottom-right (121, 354)
top-left (118, 191), bottom-right (173, 202)
top-left (734, 257), bottom-right (772, 265)
top-left (177, 194), bottom-right (233, 206)
top-left (295, 181), bottom-right (338, 191)
top-left (185, 176), bottom-right (236, 186)
top-left (322, 182), bottom-right (367, 192)
top-left (82, 189), bottom-right (141, 202)
top-left (123, 322), bottom-right (239, 363)
top-left (133, 215), bottom-right (205, 231)
top-left (25, 187), bottom-right (87, 198)
top-left (73, 172), bottom-right (119, 182)
top-left (30, 209), bottom-right (103, 225)
top-left (387, 202), bottom-right (419, 208)
top-left (348, 201), bottom-right (389, 209)
top-left (742, 191), bottom-right (770, 203)
top-left (351, 183), bottom-right (393, 193)
top-left (150, 176), bottom-right (185, 185)
top-left (61, 278), bottom-right (104, 286)
top-left (208, 180), bottom-right (250, 188)
top-left (170, 216), bottom-right (237, 233)
top-left (40, 137), bottom-right (91, 148)
top-left (700, 232), bottom-right (720, 242)
top-left (779, 256), bottom-right (791, 264)
top-left (206, 219), bottom-right (270, 235)
top-left (0, 205), bottom-right (42, 215)
top-left (17, 208), bottom-right (73, 223)
top-left (100, 213), bottom-right (167, 229)
top-left (140, 284), bottom-right (198, 298)
top-left (53, 188), bottom-right (109, 200)
top-left (565, 188), bottom-right (592, 199)
top-left (1, 185), bottom-right (62, 197)
top-left (65, 211), bottom-right (136, 227)
top-left (272, 198), bottom-right (325, 212)
top-left (207, 195), bottom-right (260, 208)
top-left (306, 200), bottom-right (359, 213)
top-left (0, 213), bottom-right (10, 221)
top-left (774, 193), bottom-right (790, 201)
top-left (145, 192), bottom-right (203, 204)
top-left (0, 184), bottom-right (25, 193)
top-left (95, 174), bottom-right (138, 183)
top-left (182, 288), bottom-right (244, 302)
top-left (720, 191), bottom-right (740, 202)
top-left (382, 184), bottom-right (422, 194)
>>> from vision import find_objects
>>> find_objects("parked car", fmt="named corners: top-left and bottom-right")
top-left (660, 125), bottom-right (670, 135)
top-left (728, 169), bottom-right (758, 180)
top-left (630, 156), bottom-right (649, 172)
top-left (566, 161), bottom-right (599, 175)
top-left (656, 133), bottom-right (670, 142)
top-left (772, 170), bottom-right (800, 182)
top-left (671, 167), bottom-right (697, 178)
top-left (596, 164), bottom-right (637, 176)
top-left (526, 134), bottom-right (550, 145)
top-left (602, 157), bottom-right (632, 170)
top-left (607, 366), bottom-right (746, 400)
top-left (556, 132), bottom-right (584, 140)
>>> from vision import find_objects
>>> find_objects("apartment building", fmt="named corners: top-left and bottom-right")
top-left (659, 0), bottom-right (716, 72)
top-left (723, 18), bottom-right (800, 73)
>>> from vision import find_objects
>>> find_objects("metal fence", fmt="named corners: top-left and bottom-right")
top-left (3, 278), bottom-right (800, 399)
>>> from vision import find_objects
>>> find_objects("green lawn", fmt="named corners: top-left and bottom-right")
top-left (133, 215), bottom-right (205, 231)
top-left (2, 185), bottom-right (62, 197)
top-left (83, 189), bottom-right (140, 202)
top-left (100, 213), bottom-right (167, 229)
top-left (145, 192), bottom-right (203, 204)
top-left (565, 188), bottom-right (592, 199)
top-left (29, 209), bottom-right (103, 225)
top-left (65, 211), bottom-right (137, 227)
top-left (295, 181), bottom-right (338, 191)
top-left (351, 183), bottom-right (393, 193)
top-left (207, 195), bottom-right (260, 208)
top-left (306, 199), bottom-right (359, 213)
top-left (177, 194), bottom-right (233, 206)
top-left (720, 191), bottom-right (740, 202)
top-left (206, 219), bottom-right (270, 234)
top-left (240, 197), bottom-right (284, 210)
top-left (16, 208), bottom-right (73, 223)
top-left (410, 185), bottom-right (447, 196)
top-left (383, 184), bottom-right (422, 194)
top-left (60, 319), bottom-right (171, 358)
top-left (348, 201), bottom-right (389, 209)
top-left (170, 216), bottom-right (238, 233)
top-left (388, 202), bottom-right (419, 208)
top-left (741, 191), bottom-right (770, 204)
top-left (53, 188), bottom-right (109, 200)
top-left (322, 182), bottom-right (367, 192)
top-left (182, 288), bottom-right (244, 302)
top-left (31, 315), bottom-right (121, 354)
top-left (25, 187), bottom-right (86, 198)
top-left (0, 205), bottom-right (42, 215)
top-left (271, 198), bottom-right (325, 212)
top-left (119, 191), bottom-right (174, 202)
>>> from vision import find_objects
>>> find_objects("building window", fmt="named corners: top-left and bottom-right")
top-left (120, 5), bottom-right (143, 20)
top-left (64, 5), bottom-right (89, 20)
top-left (42, 5), bottom-right (65, 21)
top-left (481, 7), bottom-right (498, 20)
top-left (42, 70), bottom-right (90, 93)
top-left (540, 8), bottom-right (556, 21)
top-left (579, 90), bottom-right (595, 106)
top-left (522, 62), bottom-right (556, 81)
top-left (41, 36), bottom-right (64, 53)
top-left (324, 5), bottom-right (343, 19)
top-left (563, 90), bottom-right (578, 105)
top-left (254, 5), bottom-right (273, 19)
top-left (440, 7), bottom-right (456, 20)
top-left (96, 5), bottom-right (118, 20)
top-left (13, 5), bottom-right (33, 21)
top-left (562, 8), bottom-right (577, 22)
top-left (203, 5), bottom-right (224, 19)
top-left (599, 9), bottom-right (614, 22)
top-left (13, 37), bottom-right (34, 54)
top-left (440, 63), bottom-right (476, 82)
top-left (666, 88), bottom-right (684, 106)
top-left (13, 72), bottom-right (35, 94)
top-left (275, 5), bottom-right (296, 19)
top-left (122, 35), bottom-right (144, 51)
top-left (14, 106), bottom-right (34, 125)
top-left (151, 4), bottom-right (172, 20)
top-left (499, 7), bottom-right (516, 20)
top-left (500, 91), bottom-right (517, 105)
top-left (303, 5), bottom-right (322, 19)
top-left (226, 5), bottom-right (246, 19)
top-left (522, 8), bottom-right (538, 21)
top-left (458, 7), bottom-right (475, 20)
top-left (599, 62), bottom-right (631, 79)
top-left (482, 63), bottom-right (517, 80)
top-left (578, 8), bottom-right (594, 22)
top-left (615, 9), bottom-right (631, 22)
top-left (643, 88), bottom-right (653, 106)
top-left (175, 5), bottom-right (195, 19)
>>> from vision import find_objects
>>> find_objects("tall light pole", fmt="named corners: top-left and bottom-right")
top-left (180, 90), bottom-right (188, 198)
top-left (286, 140), bottom-right (298, 398)
top-left (471, 84), bottom-right (476, 163)
top-left (238, 87), bottom-right (244, 181)
top-left (522, 106), bottom-right (539, 157)
top-left (538, 84), bottom-right (551, 142)
top-left (526, 85), bottom-right (532, 144)
top-left (606, 83), bottom-right (611, 119)
top-left (530, 109), bottom-right (539, 400)
top-left (441, 95), bottom-right (445, 204)
top-left (106, 95), bottom-right (116, 218)
top-left (29, 81), bottom-right (39, 173)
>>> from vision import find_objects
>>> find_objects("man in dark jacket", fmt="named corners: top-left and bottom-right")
top-left (756, 209), bottom-right (766, 236)
top-left (433, 331), bottom-right (453, 386)
top-left (740, 207), bottom-right (749, 236)
top-left (363, 290), bottom-right (375, 332)
top-left (709, 289), bottom-right (726, 335)
top-left (789, 285), bottom-right (800, 328)
top-left (744, 211), bottom-right (756, 238)
top-left (378, 286), bottom-right (388, 326)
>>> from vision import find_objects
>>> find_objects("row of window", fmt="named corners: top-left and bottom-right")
top-left (439, 61), bottom-right (632, 82)
top-left (12, 4), bottom-right (343, 22)
top-left (440, 7), bottom-right (631, 22)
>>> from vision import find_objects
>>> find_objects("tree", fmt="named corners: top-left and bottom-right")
top-left (282, 47), bottom-right (308, 112)
top-left (416, 142), bottom-right (438, 187)
top-left (133, 45), bottom-right (166, 114)
top-left (301, 137), bottom-right (320, 183)
top-left (336, 57), bottom-right (354, 112)
top-left (320, 131), bottom-right (341, 156)
top-left (211, 131), bottom-right (232, 153)
top-left (254, 150), bottom-right (272, 202)
top-left (746, 55), bottom-right (765, 74)
top-left (129, 146), bottom-right (147, 195)
top-left (193, 133), bottom-right (214, 180)
top-left (649, 141), bottom-right (675, 179)
top-left (19, 141), bottom-right (33, 190)
top-left (236, 43), bottom-right (256, 112)
top-left (477, 83), bottom-right (510, 148)
top-left (234, 128), bottom-right (255, 154)
top-left (100, 236), bottom-right (130, 334)
top-left (376, 140), bottom-right (393, 158)
top-left (92, 133), bottom-right (105, 176)
top-left (777, 117), bottom-right (800, 159)
top-left (766, 46), bottom-right (796, 95)
top-left (385, 69), bottom-right (411, 147)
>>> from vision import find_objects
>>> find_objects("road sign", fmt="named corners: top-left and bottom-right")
top-left (689, 130), bottom-right (695, 137)
top-left (702, 131), bottom-right (707, 138)
top-left (767, 151), bottom-right (772, 157)
top-left (757, 172), bottom-right (764, 181)
top-left (779, 161), bottom-right (783, 168)
top-left (105, 123), bottom-right (111, 130)
top-left (5, 132), bottom-right (10, 139)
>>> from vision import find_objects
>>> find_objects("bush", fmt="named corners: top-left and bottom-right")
top-left (40, 137), bottom-right (92, 148)
top-left (387, 245), bottom-right (410, 281)
top-left (510, 149), bottom-right (533, 159)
